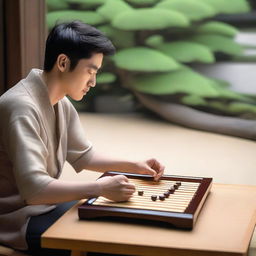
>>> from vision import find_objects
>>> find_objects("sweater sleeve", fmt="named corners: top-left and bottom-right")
top-left (2, 109), bottom-right (55, 201)
top-left (66, 101), bottom-right (94, 172)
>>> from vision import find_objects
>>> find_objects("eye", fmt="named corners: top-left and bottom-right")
top-left (88, 69), bottom-right (93, 74)
top-left (88, 68), bottom-right (97, 75)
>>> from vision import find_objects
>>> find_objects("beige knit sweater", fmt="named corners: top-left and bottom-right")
top-left (0, 69), bottom-right (93, 250)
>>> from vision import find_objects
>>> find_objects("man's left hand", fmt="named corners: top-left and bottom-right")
top-left (134, 158), bottom-right (165, 181)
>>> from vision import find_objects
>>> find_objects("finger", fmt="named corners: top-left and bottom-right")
top-left (154, 169), bottom-right (163, 181)
top-left (123, 190), bottom-right (135, 196)
top-left (141, 167), bottom-right (157, 177)
top-left (116, 175), bottom-right (129, 182)
top-left (152, 159), bottom-right (162, 172)
top-left (123, 182), bottom-right (136, 190)
top-left (154, 165), bottom-right (165, 181)
top-left (146, 159), bottom-right (161, 175)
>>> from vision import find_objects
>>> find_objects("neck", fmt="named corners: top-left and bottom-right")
top-left (42, 70), bottom-right (65, 106)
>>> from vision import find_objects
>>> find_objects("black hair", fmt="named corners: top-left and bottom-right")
top-left (44, 20), bottom-right (116, 71)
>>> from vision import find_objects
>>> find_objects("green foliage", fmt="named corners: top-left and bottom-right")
top-left (46, 0), bottom-right (255, 121)
top-left (210, 78), bottom-right (230, 88)
top-left (156, 41), bottom-right (215, 63)
top-left (228, 103), bottom-right (256, 114)
top-left (193, 0), bottom-right (251, 14)
top-left (195, 21), bottom-right (239, 37)
top-left (181, 95), bottom-right (207, 106)
top-left (125, 0), bottom-right (160, 6)
top-left (208, 101), bottom-right (256, 118)
top-left (145, 35), bottom-right (164, 47)
top-left (66, 0), bottom-right (105, 9)
top-left (156, 0), bottom-right (216, 21)
top-left (98, 25), bottom-right (135, 48)
top-left (47, 0), bottom-right (69, 11)
top-left (46, 0), bottom-right (68, 12)
top-left (209, 80), bottom-right (252, 102)
top-left (47, 10), bottom-right (106, 29)
top-left (131, 68), bottom-right (219, 96)
top-left (112, 8), bottom-right (189, 31)
top-left (179, 78), bottom-right (256, 117)
top-left (112, 47), bottom-right (180, 72)
top-left (97, 0), bottom-right (132, 21)
top-left (97, 72), bottom-right (117, 84)
top-left (188, 34), bottom-right (243, 55)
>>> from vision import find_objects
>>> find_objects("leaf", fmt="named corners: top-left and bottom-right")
top-left (209, 80), bottom-right (253, 102)
top-left (47, 0), bottom-right (69, 11)
top-left (112, 47), bottom-right (180, 72)
top-left (228, 102), bottom-right (256, 114)
top-left (208, 101), bottom-right (256, 117)
top-left (145, 35), bottom-right (165, 48)
top-left (98, 25), bottom-right (135, 48)
top-left (188, 34), bottom-right (243, 55)
top-left (112, 8), bottom-right (189, 31)
top-left (193, 0), bottom-right (251, 14)
top-left (210, 78), bottom-right (230, 88)
top-left (97, 72), bottom-right (117, 84)
top-left (97, 0), bottom-right (132, 21)
top-left (181, 95), bottom-right (207, 105)
top-left (131, 68), bottom-right (219, 96)
top-left (156, 41), bottom-right (215, 63)
top-left (47, 10), bottom-right (106, 29)
top-left (156, 0), bottom-right (216, 21)
top-left (195, 21), bottom-right (239, 37)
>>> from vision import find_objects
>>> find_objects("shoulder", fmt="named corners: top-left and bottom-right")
top-left (0, 85), bottom-right (39, 124)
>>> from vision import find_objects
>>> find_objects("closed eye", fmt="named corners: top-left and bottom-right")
top-left (88, 69), bottom-right (97, 75)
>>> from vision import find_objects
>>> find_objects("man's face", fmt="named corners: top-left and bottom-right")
top-left (62, 53), bottom-right (103, 101)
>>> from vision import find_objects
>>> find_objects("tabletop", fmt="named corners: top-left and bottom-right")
top-left (42, 183), bottom-right (256, 256)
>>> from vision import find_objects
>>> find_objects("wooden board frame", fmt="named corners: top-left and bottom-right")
top-left (78, 172), bottom-right (212, 229)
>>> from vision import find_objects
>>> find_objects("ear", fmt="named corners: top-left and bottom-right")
top-left (56, 54), bottom-right (70, 72)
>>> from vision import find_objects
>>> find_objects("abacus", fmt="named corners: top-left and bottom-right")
top-left (78, 172), bottom-right (212, 229)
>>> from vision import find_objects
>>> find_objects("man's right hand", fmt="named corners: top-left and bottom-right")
top-left (96, 175), bottom-right (136, 202)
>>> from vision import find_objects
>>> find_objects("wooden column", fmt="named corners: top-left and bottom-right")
top-left (4, 0), bottom-right (46, 90)
top-left (0, 0), bottom-right (5, 95)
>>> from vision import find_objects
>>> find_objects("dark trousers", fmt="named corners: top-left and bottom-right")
top-left (25, 200), bottom-right (78, 256)
top-left (25, 201), bottom-right (119, 256)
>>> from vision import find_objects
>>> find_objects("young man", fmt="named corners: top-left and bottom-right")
top-left (0, 21), bottom-right (165, 255)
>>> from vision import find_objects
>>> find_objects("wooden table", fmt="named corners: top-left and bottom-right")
top-left (42, 184), bottom-right (256, 256)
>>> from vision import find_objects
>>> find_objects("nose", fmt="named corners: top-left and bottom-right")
top-left (88, 81), bottom-right (95, 88)
top-left (88, 75), bottom-right (96, 87)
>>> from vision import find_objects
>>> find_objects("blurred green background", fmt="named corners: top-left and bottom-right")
top-left (46, 0), bottom-right (256, 120)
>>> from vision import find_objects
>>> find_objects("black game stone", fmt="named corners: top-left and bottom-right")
top-left (151, 195), bottom-right (157, 201)
top-left (159, 195), bottom-right (165, 201)
top-left (168, 188), bottom-right (175, 194)
top-left (164, 192), bottom-right (170, 198)
top-left (138, 190), bottom-right (144, 196)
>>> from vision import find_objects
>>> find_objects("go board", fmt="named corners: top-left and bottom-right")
top-left (78, 172), bottom-right (212, 229)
